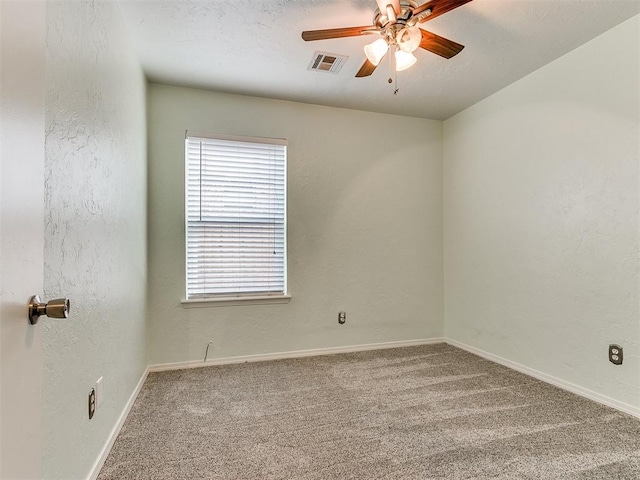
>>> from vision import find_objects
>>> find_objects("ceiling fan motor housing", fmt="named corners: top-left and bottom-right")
top-left (374, 1), bottom-right (430, 46)
top-left (374, 2), bottom-right (413, 27)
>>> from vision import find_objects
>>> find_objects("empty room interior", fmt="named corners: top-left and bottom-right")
top-left (1, 0), bottom-right (640, 479)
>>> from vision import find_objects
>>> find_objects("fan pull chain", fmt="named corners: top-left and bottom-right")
top-left (394, 69), bottom-right (399, 95)
top-left (388, 49), bottom-right (399, 95)
top-left (388, 45), bottom-right (393, 87)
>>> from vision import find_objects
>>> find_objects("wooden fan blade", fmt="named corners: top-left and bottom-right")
top-left (302, 26), bottom-right (375, 41)
top-left (355, 59), bottom-right (378, 77)
top-left (419, 29), bottom-right (465, 58)
top-left (414, 0), bottom-right (473, 23)
top-left (376, 0), bottom-right (401, 15)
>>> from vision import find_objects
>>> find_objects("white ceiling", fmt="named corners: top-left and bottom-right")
top-left (118, 0), bottom-right (640, 120)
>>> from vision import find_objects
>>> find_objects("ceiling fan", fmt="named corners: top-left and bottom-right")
top-left (302, 0), bottom-right (473, 78)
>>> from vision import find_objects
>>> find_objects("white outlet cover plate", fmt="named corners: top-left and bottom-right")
top-left (96, 376), bottom-right (104, 407)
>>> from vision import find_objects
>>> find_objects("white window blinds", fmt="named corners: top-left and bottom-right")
top-left (185, 133), bottom-right (287, 299)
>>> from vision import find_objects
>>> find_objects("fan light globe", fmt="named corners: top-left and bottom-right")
top-left (395, 50), bottom-right (417, 71)
top-left (396, 26), bottom-right (421, 53)
top-left (364, 38), bottom-right (389, 66)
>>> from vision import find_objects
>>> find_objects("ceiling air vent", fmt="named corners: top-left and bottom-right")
top-left (308, 51), bottom-right (348, 74)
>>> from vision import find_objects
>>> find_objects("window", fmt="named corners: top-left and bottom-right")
top-left (185, 133), bottom-right (287, 302)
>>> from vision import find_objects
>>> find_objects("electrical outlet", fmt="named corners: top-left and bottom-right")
top-left (88, 388), bottom-right (96, 419)
top-left (609, 344), bottom-right (623, 365)
top-left (338, 311), bottom-right (346, 324)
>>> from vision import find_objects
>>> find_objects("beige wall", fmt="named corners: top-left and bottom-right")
top-left (147, 84), bottom-right (444, 365)
top-left (44, 1), bottom-right (148, 478)
top-left (444, 15), bottom-right (639, 410)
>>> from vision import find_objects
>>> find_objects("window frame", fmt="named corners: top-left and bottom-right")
top-left (182, 131), bottom-right (289, 307)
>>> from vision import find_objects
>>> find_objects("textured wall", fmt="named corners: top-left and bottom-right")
top-left (444, 16), bottom-right (639, 409)
top-left (44, 1), bottom-right (147, 479)
top-left (148, 84), bottom-right (443, 365)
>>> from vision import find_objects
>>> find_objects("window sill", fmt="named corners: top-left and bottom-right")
top-left (181, 295), bottom-right (291, 308)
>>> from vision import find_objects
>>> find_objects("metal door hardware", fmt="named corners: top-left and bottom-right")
top-left (28, 295), bottom-right (70, 325)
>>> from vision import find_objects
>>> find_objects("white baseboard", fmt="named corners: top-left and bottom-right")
top-left (87, 366), bottom-right (150, 480)
top-left (446, 338), bottom-right (640, 419)
top-left (149, 337), bottom-right (446, 372)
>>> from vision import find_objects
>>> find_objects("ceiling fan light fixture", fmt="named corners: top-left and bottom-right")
top-left (395, 50), bottom-right (417, 71)
top-left (396, 26), bottom-right (421, 53)
top-left (364, 38), bottom-right (389, 66)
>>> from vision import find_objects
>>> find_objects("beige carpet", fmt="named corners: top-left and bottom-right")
top-left (98, 343), bottom-right (640, 479)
